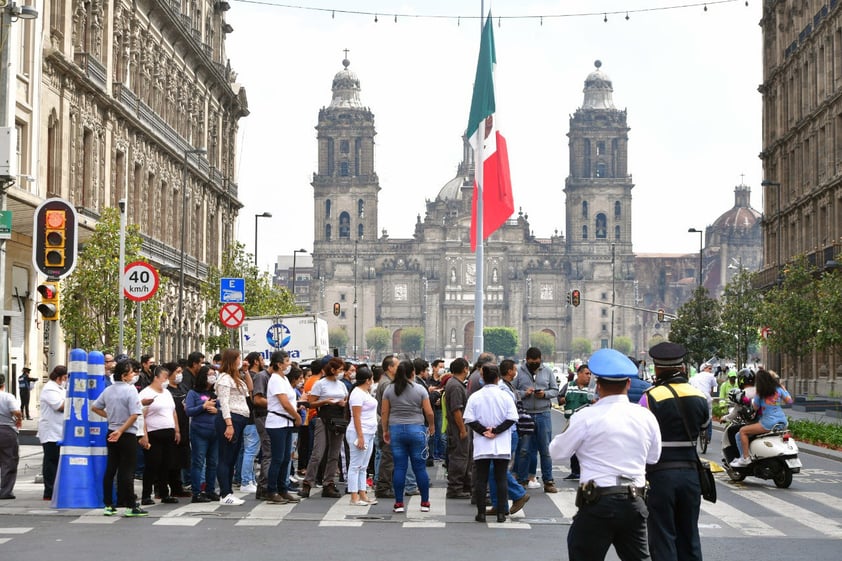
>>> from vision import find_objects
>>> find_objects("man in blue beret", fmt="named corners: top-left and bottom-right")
top-left (550, 349), bottom-right (662, 560)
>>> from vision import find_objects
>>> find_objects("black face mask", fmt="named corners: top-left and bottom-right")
top-left (526, 361), bottom-right (540, 373)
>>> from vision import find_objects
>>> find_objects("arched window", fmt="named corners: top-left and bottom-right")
top-left (340, 139), bottom-right (350, 154)
top-left (325, 224), bottom-right (332, 240)
top-left (339, 211), bottom-right (351, 238)
top-left (614, 200), bottom-right (621, 217)
top-left (325, 199), bottom-right (331, 217)
top-left (582, 201), bottom-right (588, 219)
top-left (358, 199), bottom-right (364, 218)
top-left (595, 213), bottom-right (607, 238)
top-left (596, 163), bottom-right (607, 178)
top-left (615, 225), bottom-right (621, 240)
top-left (340, 162), bottom-right (350, 176)
top-left (582, 225), bottom-right (588, 239)
top-left (358, 224), bottom-right (364, 239)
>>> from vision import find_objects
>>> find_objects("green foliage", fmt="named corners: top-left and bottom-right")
top-left (483, 327), bottom-right (519, 358)
top-left (529, 331), bottom-right (555, 360)
top-left (612, 336), bottom-right (633, 356)
top-left (668, 286), bottom-right (726, 367)
top-left (60, 207), bottom-right (163, 353)
top-left (720, 268), bottom-right (762, 369)
top-left (648, 334), bottom-right (666, 348)
top-left (400, 327), bottom-right (424, 355)
top-left (366, 327), bottom-right (391, 358)
top-left (202, 242), bottom-right (299, 352)
top-left (787, 417), bottom-right (842, 449)
top-left (329, 327), bottom-right (349, 354)
top-left (815, 267), bottom-right (842, 354)
top-left (570, 337), bottom-right (592, 358)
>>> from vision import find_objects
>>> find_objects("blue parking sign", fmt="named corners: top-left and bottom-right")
top-left (220, 277), bottom-right (245, 303)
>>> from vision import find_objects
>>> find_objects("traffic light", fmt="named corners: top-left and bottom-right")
top-left (37, 281), bottom-right (60, 320)
top-left (33, 198), bottom-right (78, 278)
top-left (571, 289), bottom-right (581, 307)
top-left (657, 308), bottom-right (665, 322)
top-left (566, 291), bottom-right (572, 305)
top-left (333, 302), bottom-right (341, 316)
top-left (44, 209), bottom-right (67, 267)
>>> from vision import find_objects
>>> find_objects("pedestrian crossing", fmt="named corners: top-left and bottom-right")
top-left (0, 527), bottom-right (32, 546)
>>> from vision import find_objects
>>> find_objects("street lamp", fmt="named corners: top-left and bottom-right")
top-left (291, 248), bottom-right (307, 302)
top-left (254, 212), bottom-right (272, 267)
top-left (177, 147), bottom-right (206, 360)
top-left (688, 227), bottom-right (704, 367)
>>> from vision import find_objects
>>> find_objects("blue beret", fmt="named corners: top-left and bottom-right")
top-left (649, 342), bottom-right (687, 367)
top-left (588, 349), bottom-right (637, 380)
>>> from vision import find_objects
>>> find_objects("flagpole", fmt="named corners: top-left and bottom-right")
top-left (473, 4), bottom-right (485, 362)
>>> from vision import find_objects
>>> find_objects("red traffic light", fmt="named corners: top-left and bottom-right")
top-left (333, 302), bottom-right (341, 316)
top-left (37, 283), bottom-right (57, 299)
top-left (571, 289), bottom-right (581, 307)
top-left (37, 281), bottom-right (60, 320)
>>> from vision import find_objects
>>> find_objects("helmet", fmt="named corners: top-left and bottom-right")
top-left (737, 368), bottom-right (755, 389)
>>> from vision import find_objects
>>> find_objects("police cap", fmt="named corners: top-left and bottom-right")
top-left (588, 349), bottom-right (638, 380)
top-left (649, 342), bottom-right (687, 367)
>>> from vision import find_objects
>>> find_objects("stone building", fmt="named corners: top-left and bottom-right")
top-left (758, 0), bottom-right (842, 393)
top-left (0, 0), bottom-right (246, 379)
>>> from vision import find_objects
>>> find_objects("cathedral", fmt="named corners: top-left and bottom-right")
top-left (309, 58), bottom-right (644, 362)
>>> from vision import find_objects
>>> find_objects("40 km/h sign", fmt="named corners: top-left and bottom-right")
top-left (123, 261), bottom-right (160, 302)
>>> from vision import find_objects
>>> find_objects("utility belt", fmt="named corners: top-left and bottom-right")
top-left (575, 480), bottom-right (647, 507)
top-left (646, 460), bottom-right (697, 473)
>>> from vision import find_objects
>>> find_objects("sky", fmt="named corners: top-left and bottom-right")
top-left (224, 0), bottom-right (763, 273)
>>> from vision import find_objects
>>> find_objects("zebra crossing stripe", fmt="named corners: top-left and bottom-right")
top-left (700, 497), bottom-right (784, 536)
top-left (235, 500), bottom-right (295, 526)
top-left (544, 488), bottom-right (577, 520)
top-left (796, 492), bottom-right (842, 513)
top-left (0, 528), bottom-right (33, 534)
top-left (153, 518), bottom-right (201, 526)
top-left (319, 499), bottom-right (365, 527)
top-left (732, 490), bottom-right (842, 539)
top-left (402, 487), bottom-right (447, 528)
top-left (0, 538), bottom-right (11, 544)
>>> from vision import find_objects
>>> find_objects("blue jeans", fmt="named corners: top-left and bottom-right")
top-left (516, 411), bottom-right (554, 483)
top-left (489, 432), bottom-right (525, 507)
top-left (432, 408), bottom-right (446, 459)
top-left (346, 430), bottom-right (375, 493)
top-left (389, 424), bottom-right (430, 504)
top-left (239, 424), bottom-right (260, 485)
top-left (215, 413), bottom-right (248, 497)
top-left (190, 423), bottom-right (218, 496)
top-left (267, 426), bottom-right (295, 494)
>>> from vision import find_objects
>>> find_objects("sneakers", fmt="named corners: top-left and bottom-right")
top-left (191, 494), bottom-right (212, 503)
top-left (161, 496), bottom-right (179, 504)
top-left (393, 502), bottom-right (405, 513)
top-left (526, 480), bottom-right (542, 489)
top-left (510, 493), bottom-right (530, 515)
top-left (420, 501), bottom-right (431, 512)
top-left (543, 482), bottom-right (558, 494)
top-left (350, 500), bottom-right (369, 506)
top-left (103, 505), bottom-right (117, 516)
top-left (205, 492), bottom-right (221, 501)
top-left (241, 482), bottom-right (258, 493)
top-left (563, 473), bottom-right (580, 480)
top-left (124, 505), bottom-right (149, 517)
top-left (219, 493), bottom-right (245, 506)
top-left (730, 457), bottom-right (751, 468)
top-left (266, 493), bottom-right (289, 504)
top-left (141, 497), bottom-right (155, 506)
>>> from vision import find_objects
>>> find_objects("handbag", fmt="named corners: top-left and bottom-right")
top-left (663, 384), bottom-right (717, 503)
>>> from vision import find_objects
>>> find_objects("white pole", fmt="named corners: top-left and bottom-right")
top-left (472, 5), bottom-right (486, 362)
top-left (118, 199), bottom-right (126, 353)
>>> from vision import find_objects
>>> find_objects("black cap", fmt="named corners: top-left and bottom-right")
top-left (649, 342), bottom-right (687, 367)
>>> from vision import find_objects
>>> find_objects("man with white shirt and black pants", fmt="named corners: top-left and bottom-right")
top-left (550, 349), bottom-right (662, 561)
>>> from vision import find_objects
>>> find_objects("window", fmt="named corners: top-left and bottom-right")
top-left (325, 224), bottom-right (331, 240)
top-left (582, 225), bottom-right (588, 239)
top-left (615, 225), bottom-right (621, 240)
top-left (595, 163), bottom-right (607, 178)
top-left (339, 212), bottom-right (351, 238)
top-left (340, 139), bottom-right (350, 153)
top-left (340, 293), bottom-right (346, 302)
top-left (358, 199), bottom-right (364, 217)
top-left (540, 283), bottom-right (553, 300)
top-left (601, 308), bottom-right (608, 317)
top-left (595, 213), bottom-right (607, 238)
top-left (600, 338), bottom-right (609, 349)
top-left (358, 224), bottom-right (364, 239)
top-left (325, 199), bottom-right (331, 217)
top-left (614, 201), bottom-right (621, 217)
top-left (601, 324), bottom-right (608, 332)
top-left (340, 161), bottom-right (350, 176)
top-left (582, 201), bottom-right (588, 219)
top-left (597, 141), bottom-right (605, 155)
top-left (340, 311), bottom-right (346, 319)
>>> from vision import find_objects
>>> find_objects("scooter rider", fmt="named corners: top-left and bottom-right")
top-left (730, 369), bottom-right (793, 468)
top-left (721, 369), bottom-right (757, 457)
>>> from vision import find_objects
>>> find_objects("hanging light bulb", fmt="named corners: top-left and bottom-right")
top-left (704, 4), bottom-right (708, 11)
top-left (498, 16), bottom-right (501, 27)
top-left (625, 12), bottom-right (630, 21)
top-left (374, 13), bottom-right (378, 22)
top-left (540, 16), bottom-right (543, 26)
top-left (457, 16), bottom-right (460, 27)
top-left (331, 10), bottom-right (334, 19)
top-left (604, 13), bottom-right (608, 23)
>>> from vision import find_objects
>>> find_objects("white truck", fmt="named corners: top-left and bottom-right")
top-left (240, 315), bottom-right (329, 363)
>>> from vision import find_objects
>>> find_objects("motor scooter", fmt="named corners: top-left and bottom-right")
top-left (720, 390), bottom-right (801, 488)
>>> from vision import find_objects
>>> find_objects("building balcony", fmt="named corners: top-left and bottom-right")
top-left (74, 52), bottom-right (107, 91)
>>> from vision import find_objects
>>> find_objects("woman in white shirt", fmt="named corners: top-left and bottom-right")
top-left (138, 366), bottom-right (180, 505)
top-left (346, 367), bottom-right (377, 506)
top-left (214, 348), bottom-right (251, 506)
top-left (265, 350), bottom-right (301, 504)
top-left (37, 365), bottom-right (67, 500)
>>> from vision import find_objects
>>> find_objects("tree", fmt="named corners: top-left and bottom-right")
top-left (612, 336), bottom-right (633, 356)
top-left (328, 327), bottom-right (349, 355)
top-left (720, 267), bottom-right (762, 369)
top-left (570, 337), bottom-right (592, 358)
top-left (400, 327), bottom-right (424, 356)
top-left (60, 207), bottom-right (164, 352)
top-left (759, 255), bottom-right (819, 385)
top-left (668, 286), bottom-right (726, 368)
top-left (366, 327), bottom-right (391, 360)
top-left (201, 242), bottom-right (299, 352)
top-left (815, 266), bottom-right (842, 358)
top-left (529, 331), bottom-right (555, 360)
top-left (484, 327), bottom-right (519, 358)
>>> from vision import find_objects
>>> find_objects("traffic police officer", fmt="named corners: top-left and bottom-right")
top-left (640, 342), bottom-right (709, 561)
top-left (550, 349), bottom-right (662, 561)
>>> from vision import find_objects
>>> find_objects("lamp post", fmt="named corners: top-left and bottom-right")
top-left (291, 248), bottom-right (307, 303)
top-left (353, 240), bottom-right (358, 359)
top-left (688, 228), bottom-right (704, 366)
top-left (253, 212), bottom-right (272, 267)
top-left (177, 147), bottom-right (206, 360)
top-left (761, 179), bottom-right (783, 375)
top-left (688, 228), bottom-right (704, 289)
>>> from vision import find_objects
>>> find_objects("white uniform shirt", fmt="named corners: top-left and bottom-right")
top-left (463, 384), bottom-right (519, 459)
top-left (549, 394), bottom-right (662, 487)
top-left (690, 371), bottom-right (718, 405)
top-left (37, 380), bottom-right (66, 443)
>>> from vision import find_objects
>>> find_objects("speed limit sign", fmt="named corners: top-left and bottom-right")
top-left (123, 261), bottom-right (160, 302)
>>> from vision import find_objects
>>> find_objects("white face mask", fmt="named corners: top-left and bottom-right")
top-left (175, 373), bottom-right (183, 384)
top-left (208, 375), bottom-right (217, 385)
top-left (283, 366), bottom-right (291, 375)
top-left (336, 372), bottom-right (344, 381)
top-left (130, 374), bottom-right (139, 385)
top-left (60, 380), bottom-right (68, 390)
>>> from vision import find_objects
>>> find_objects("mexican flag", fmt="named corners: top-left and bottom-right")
top-left (467, 13), bottom-right (514, 252)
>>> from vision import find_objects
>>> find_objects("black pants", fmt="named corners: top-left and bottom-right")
top-left (142, 428), bottom-right (178, 499)
top-left (571, 453), bottom-right (581, 476)
top-left (568, 494), bottom-right (650, 561)
top-left (647, 468), bottom-right (702, 561)
top-left (19, 390), bottom-right (31, 418)
top-left (297, 423), bottom-right (311, 472)
top-left (104, 431), bottom-right (138, 508)
top-left (474, 458), bottom-right (508, 514)
top-left (42, 442), bottom-right (60, 499)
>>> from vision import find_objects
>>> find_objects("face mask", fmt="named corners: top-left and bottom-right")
top-left (283, 366), bottom-right (291, 375)
top-left (526, 361), bottom-right (540, 373)
top-left (175, 374), bottom-right (183, 384)
top-left (60, 380), bottom-right (68, 390)
top-left (208, 375), bottom-right (217, 385)
top-left (130, 374), bottom-right (139, 385)
top-left (336, 372), bottom-right (344, 381)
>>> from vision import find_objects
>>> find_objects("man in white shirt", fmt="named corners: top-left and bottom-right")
top-left (690, 363), bottom-right (718, 444)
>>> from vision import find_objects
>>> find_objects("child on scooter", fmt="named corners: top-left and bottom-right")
top-left (730, 369), bottom-right (792, 468)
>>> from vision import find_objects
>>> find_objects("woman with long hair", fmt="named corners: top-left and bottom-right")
top-left (346, 366), bottom-right (377, 506)
top-left (214, 348), bottom-right (250, 505)
top-left (138, 366), bottom-right (181, 505)
top-left (381, 360), bottom-right (434, 514)
top-left (731, 369), bottom-right (793, 467)
top-left (265, 350), bottom-right (301, 503)
top-left (185, 365), bottom-right (219, 502)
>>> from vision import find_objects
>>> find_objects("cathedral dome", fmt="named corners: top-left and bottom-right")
top-left (436, 175), bottom-right (466, 201)
top-left (582, 60), bottom-right (615, 110)
top-left (329, 58), bottom-right (363, 109)
top-left (710, 184), bottom-right (760, 234)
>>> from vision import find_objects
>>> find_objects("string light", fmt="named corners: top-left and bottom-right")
top-left (230, 0), bottom-right (746, 23)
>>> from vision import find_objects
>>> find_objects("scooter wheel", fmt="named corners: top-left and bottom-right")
top-left (773, 468), bottom-right (793, 488)
top-left (726, 466), bottom-right (746, 482)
